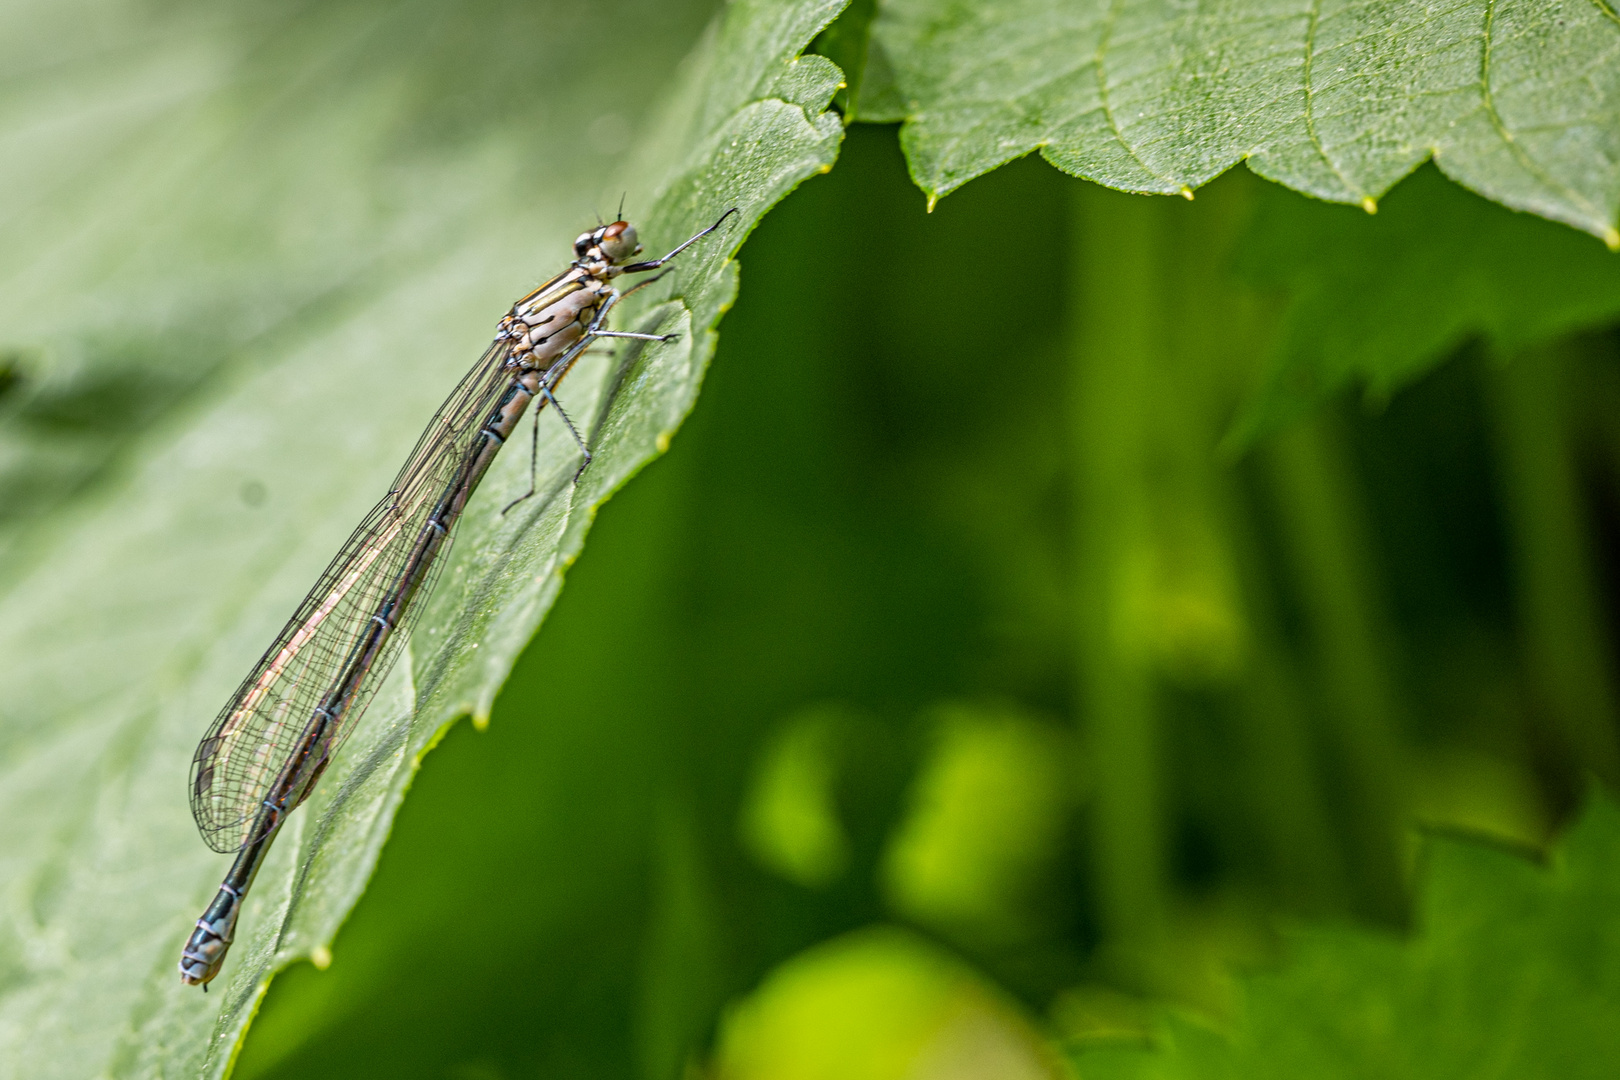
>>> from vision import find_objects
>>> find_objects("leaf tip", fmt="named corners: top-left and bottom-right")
top-left (1605, 225), bottom-right (1620, 252)
top-left (472, 713), bottom-right (491, 732)
top-left (656, 431), bottom-right (672, 453)
top-left (925, 193), bottom-right (938, 213)
top-left (1178, 186), bottom-right (1195, 201)
top-left (311, 945), bottom-right (332, 970)
top-left (1360, 196), bottom-right (1378, 215)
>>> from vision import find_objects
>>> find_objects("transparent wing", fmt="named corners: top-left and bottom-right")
top-left (383, 268), bottom-right (577, 500)
top-left (189, 339), bottom-right (515, 852)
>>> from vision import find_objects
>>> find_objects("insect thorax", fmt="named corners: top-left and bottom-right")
top-left (503, 274), bottom-right (610, 371)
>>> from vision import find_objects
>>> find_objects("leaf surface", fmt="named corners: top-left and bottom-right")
top-left (0, 1), bottom-right (845, 1076)
top-left (1232, 163), bottom-right (1620, 440)
top-left (859, 0), bottom-right (1620, 245)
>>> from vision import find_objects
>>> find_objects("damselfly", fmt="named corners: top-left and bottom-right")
top-left (179, 209), bottom-right (736, 987)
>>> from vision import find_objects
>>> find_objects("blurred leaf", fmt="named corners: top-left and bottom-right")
top-left (1232, 164), bottom-right (1620, 442)
top-left (742, 703), bottom-right (857, 889)
top-left (1069, 792), bottom-right (1620, 1079)
top-left (858, 0), bottom-right (1620, 245)
top-left (1050, 984), bottom-right (1157, 1044)
top-left (0, 0), bottom-right (846, 1076)
top-left (714, 926), bottom-right (1065, 1080)
top-left (882, 702), bottom-right (1073, 944)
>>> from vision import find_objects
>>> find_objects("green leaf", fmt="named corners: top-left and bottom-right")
top-left (1230, 163), bottom-right (1620, 442)
top-left (0, 0), bottom-right (845, 1076)
top-left (715, 926), bottom-right (1066, 1080)
top-left (1068, 792), bottom-right (1620, 1079)
top-left (741, 703), bottom-right (858, 889)
top-left (880, 701), bottom-right (1073, 943)
top-left (811, 0), bottom-right (881, 117)
top-left (859, 0), bottom-right (1620, 245)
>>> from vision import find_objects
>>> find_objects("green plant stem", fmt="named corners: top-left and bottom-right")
top-left (1069, 183), bottom-right (1168, 979)
top-left (1265, 415), bottom-right (1409, 922)
top-left (1486, 343), bottom-right (1620, 786)
top-left (640, 795), bottom-right (725, 1080)
top-left (1162, 176), bottom-right (1350, 916)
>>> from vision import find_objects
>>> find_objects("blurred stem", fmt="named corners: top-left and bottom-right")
top-left (1232, 632), bottom-right (1352, 910)
top-left (614, 445), bottom-right (728, 1080)
top-left (640, 796), bottom-right (724, 1080)
top-left (1264, 415), bottom-right (1409, 922)
top-left (1070, 178), bottom-right (1357, 980)
top-left (1163, 178), bottom-right (1349, 916)
top-left (1486, 343), bottom-right (1620, 786)
top-left (1068, 183), bottom-right (1167, 980)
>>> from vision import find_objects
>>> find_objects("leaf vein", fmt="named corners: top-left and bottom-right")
top-left (1301, 0), bottom-right (1364, 199)
top-left (1093, 0), bottom-right (1176, 188)
top-left (1477, 0), bottom-right (1606, 226)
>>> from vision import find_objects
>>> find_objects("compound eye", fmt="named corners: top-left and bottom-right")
top-left (599, 221), bottom-right (639, 262)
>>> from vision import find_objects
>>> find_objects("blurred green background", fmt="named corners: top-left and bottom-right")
top-left (228, 121), bottom-right (1620, 1076)
top-left (3, 0), bottom-right (1618, 1075)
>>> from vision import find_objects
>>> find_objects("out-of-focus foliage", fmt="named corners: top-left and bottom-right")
top-left (1072, 793), bottom-right (1620, 1080)
top-left (3, 1), bottom-right (1620, 1079)
top-left (715, 927), bottom-right (1064, 1080)
top-left (741, 703), bottom-right (857, 889)
top-left (880, 703), bottom-right (1073, 942)
top-left (1234, 165), bottom-right (1620, 441)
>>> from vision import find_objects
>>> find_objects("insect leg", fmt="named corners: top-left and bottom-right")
top-left (501, 392), bottom-right (544, 515)
top-left (540, 381), bottom-right (591, 466)
top-left (502, 376), bottom-right (592, 512)
top-left (576, 288), bottom-right (678, 345)
top-left (618, 207), bottom-right (738, 274)
top-left (618, 268), bottom-right (671, 299)
top-left (584, 284), bottom-right (670, 344)
top-left (591, 329), bottom-right (678, 343)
